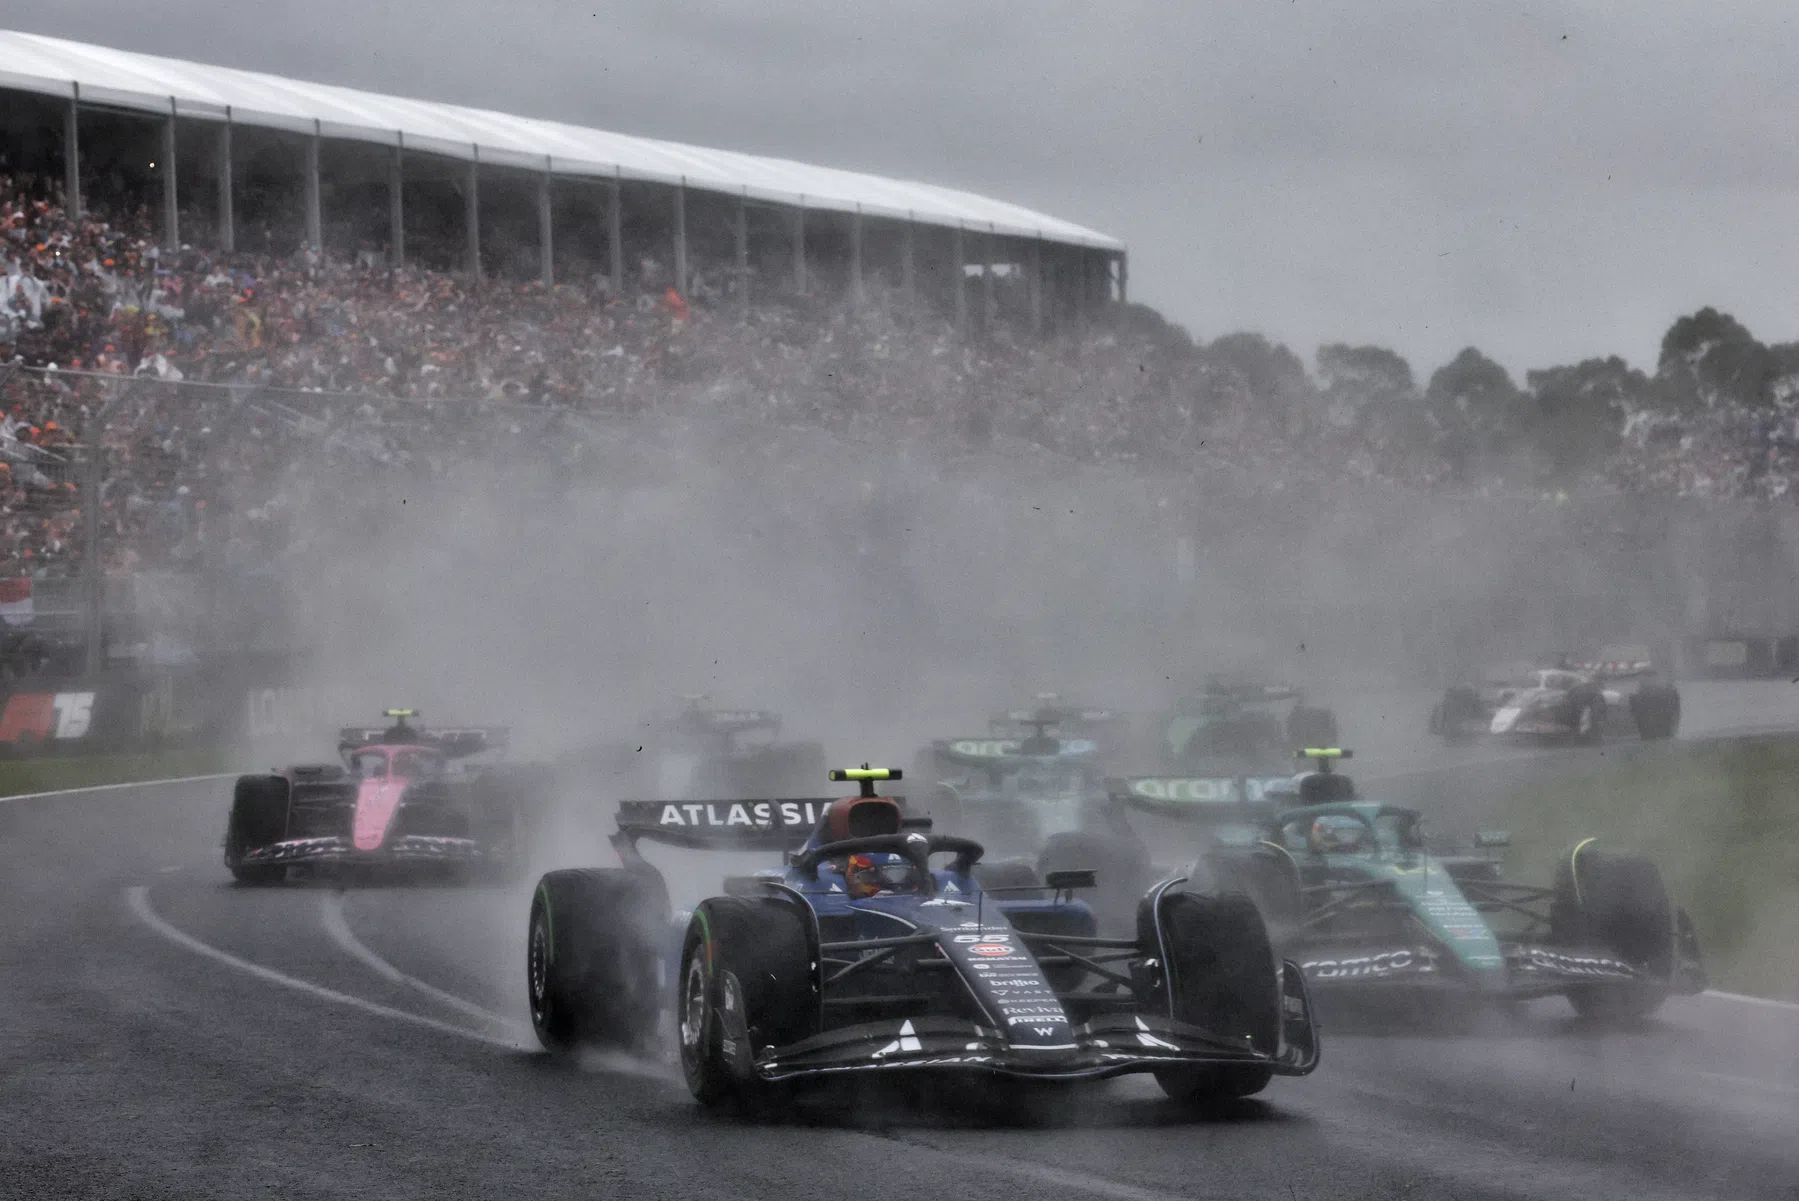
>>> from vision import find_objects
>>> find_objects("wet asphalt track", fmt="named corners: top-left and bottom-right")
top-left (3, 683), bottom-right (1798, 1201)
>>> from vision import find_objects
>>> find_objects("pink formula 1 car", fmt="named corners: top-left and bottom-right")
top-left (223, 710), bottom-right (551, 884)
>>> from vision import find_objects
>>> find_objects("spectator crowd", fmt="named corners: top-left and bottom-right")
top-left (7, 163), bottom-right (1799, 611)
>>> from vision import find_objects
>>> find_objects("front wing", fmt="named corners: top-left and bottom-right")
top-left (232, 834), bottom-right (501, 869)
top-left (754, 963), bottom-right (1320, 1083)
top-left (1291, 939), bottom-right (1696, 999)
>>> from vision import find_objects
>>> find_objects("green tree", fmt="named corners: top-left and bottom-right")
top-left (1424, 347), bottom-right (1527, 475)
top-left (1657, 307), bottom-right (1776, 410)
top-left (1524, 356), bottom-right (1650, 478)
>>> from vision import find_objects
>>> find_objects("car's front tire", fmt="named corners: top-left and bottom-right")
top-left (677, 896), bottom-right (817, 1112)
top-left (225, 775), bottom-right (290, 885)
top-left (1551, 843), bottom-right (1674, 1022)
top-left (1141, 891), bottom-right (1280, 1101)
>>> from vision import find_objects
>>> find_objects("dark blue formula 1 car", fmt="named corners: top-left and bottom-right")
top-left (526, 768), bottom-right (1319, 1111)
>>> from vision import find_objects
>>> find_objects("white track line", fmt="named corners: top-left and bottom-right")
top-left (135, 886), bottom-right (1186, 1201)
top-left (318, 892), bottom-right (531, 1037)
top-left (1700, 988), bottom-right (1799, 1013)
top-left (125, 885), bottom-right (517, 1050)
top-left (2, 772), bottom-right (236, 805)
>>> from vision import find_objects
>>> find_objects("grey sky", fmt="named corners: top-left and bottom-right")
top-left (10, 1), bottom-right (1799, 379)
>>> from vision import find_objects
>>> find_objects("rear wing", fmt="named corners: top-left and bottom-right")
top-left (930, 736), bottom-right (1100, 767)
top-left (337, 724), bottom-right (510, 758)
top-left (989, 705), bottom-right (1127, 736)
top-left (662, 707), bottom-right (782, 737)
top-left (612, 797), bottom-right (847, 852)
top-left (1104, 774), bottom-right (1294, 817)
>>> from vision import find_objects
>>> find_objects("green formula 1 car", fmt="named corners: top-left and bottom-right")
top-left (1111, 752), bottom-right (1707, 1023)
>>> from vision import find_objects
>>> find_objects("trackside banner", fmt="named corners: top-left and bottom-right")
top-left (613, 798), bottom-right (842, 849)
top-left (0, 655), bottom-right (305, 758)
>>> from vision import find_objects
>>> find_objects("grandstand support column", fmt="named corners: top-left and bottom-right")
top-left (673, 178), bottom-right (688, 296)
top-left (793, 204), bottom-right (807, 295)
top-left (1116, 252), bottom-right (1128, 305)
top-left (608, 170), bottom-right (622, 298)
top-left (216, 112), bottom-right (234, 253)
top-left (901, 216), bottom-right (916, 305)
top-left (850, 206), bottom-right (864, 306)
top-left (537, 161), bottom-right (554, 287)
top-left (952, 225), bottom-right (967, 333)
top-left (1071, 248), bottom-right (1088, 327)
top-left (64, 85), bottom-right (81, 220)
top-left (304, 122), bottom-right (323, 255)
top-left (734, 190), bottom-right (749, 324)
top-left (982, 224), bottom-right (997, 329)
top-left (387, 139), bottom-right (404, 267)
top-left (161, 100), bottom-right (179, 250)
top-left (465, 152), bottom-right (481, 280)
top-left (1029, 235), bottom-right (1043, 336)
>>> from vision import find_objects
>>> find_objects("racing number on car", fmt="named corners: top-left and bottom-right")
top-left (0, 692), bottom-right (95, 742)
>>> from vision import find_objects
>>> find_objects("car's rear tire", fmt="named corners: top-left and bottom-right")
top-left (1430, 686), bottom-right (1482, 743)
top-left (225, 775), bottom-right (290, 885)
top-left (1141, 891), bottom-right (1280, 1101)
top-left (1551, 843), bottom-right (1674, 1022)
top-left (528, 868), bottom-right (670, 1052)
top-left (1629, 686), bottom-right (1681, 740)
top-left (677, 896), bottom-right (817, 1111)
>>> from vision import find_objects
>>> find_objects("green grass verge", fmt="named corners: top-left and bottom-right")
top-left (1497, 736), bottom-right (1799, 1001)
top-left (0, 750), bottom-right (235, 799)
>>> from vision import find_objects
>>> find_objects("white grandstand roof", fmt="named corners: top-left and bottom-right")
top-left (0, 30), bottom-right (1124, 253)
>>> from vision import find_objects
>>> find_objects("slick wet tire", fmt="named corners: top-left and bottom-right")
top-left (528, 868), bottom-right (670, 1052)
top-left (1629, 687), bottom-right (1681, 741)
top-left (1551, 843), bottom-right (1674, 1022)
top-left (1431, 686), bottom-right (1483, 743)
top-left (678, 896), bottom-right (817, 1112)
top-left (1143, 891), bottom-right (1280, 1101)
top-left (225, 775), bottom-right (289, 885)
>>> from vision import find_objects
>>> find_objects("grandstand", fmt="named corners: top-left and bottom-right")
top-left (0, 29), bottom-right (1125, 333)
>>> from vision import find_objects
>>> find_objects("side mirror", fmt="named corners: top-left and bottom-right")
top-left (1044, 869), bottom-right (1097, 891)
top-left (1473, 830), bottom-right (1512, 849)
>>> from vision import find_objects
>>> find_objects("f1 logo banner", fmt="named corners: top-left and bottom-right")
top-left (0, 692), bottom-right (95, 743)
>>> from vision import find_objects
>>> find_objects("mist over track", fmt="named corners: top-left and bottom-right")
top-left (3, 684), bottom-right (1796, 1200)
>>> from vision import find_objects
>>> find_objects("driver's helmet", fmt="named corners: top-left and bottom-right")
top-left (1309, 814), bottom-right (1369, 855)
top-left (844, 852), bottom-right (930, 900)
